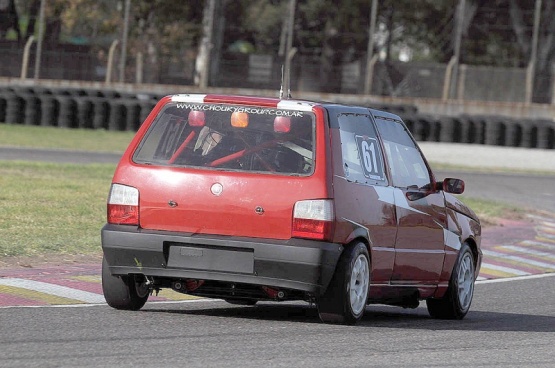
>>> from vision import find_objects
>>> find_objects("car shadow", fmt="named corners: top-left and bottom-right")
top-left (142, 302), bottom-right (555, 333)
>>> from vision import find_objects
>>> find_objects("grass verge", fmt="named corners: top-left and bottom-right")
top-left (459, 196), bottom-right (525, 225)
top-left (0, 161), bottom-right (115, 258)
top-left (0, 124), bottom-right (136, 153)
top-left (429, 162), bottom-right (555, 177)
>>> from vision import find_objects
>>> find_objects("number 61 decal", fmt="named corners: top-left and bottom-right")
top-left (355, 135), bottom-right (385, 181)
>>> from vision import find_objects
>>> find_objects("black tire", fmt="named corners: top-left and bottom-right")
top-left (224, 298), bottom-right (258, 306)
top-left (427, 243), bottom-right (476, 320)
top-left (102, 257), bottom-right (149, 311)
top-left (317, 242), bottom-right (370, 324)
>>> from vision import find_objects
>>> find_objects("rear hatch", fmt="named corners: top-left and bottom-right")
top-left (126, 96), bottom-right (329, 240)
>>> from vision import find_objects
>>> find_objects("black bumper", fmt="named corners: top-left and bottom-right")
top-left (101, 224), bottom-right (343, 296)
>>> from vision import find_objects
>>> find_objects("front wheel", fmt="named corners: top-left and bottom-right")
top-left (427, 243), bottom-right (475, 319)
top-left (317, 242), bottom-right (370, 324)
top-left (102, 256), bottom-right (149, 311)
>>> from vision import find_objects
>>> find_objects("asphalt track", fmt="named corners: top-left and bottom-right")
top-left (0, 146), bottom-right (122, 164)
top-left (0, 275), bottom-right (554, 367)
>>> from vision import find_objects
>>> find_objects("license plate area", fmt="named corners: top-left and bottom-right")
top-left (166, 243), bottom-right (254, 274)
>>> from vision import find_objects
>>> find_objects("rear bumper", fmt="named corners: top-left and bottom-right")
top-left (101, 224), bottom-right (343, 296)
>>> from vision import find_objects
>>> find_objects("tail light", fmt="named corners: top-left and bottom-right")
top-left (107, 184), bottom-right (139, 225)
top-left (292, 199), bottom-right (334, 241)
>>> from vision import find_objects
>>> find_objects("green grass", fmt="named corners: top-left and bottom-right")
top-left (0, 125), bottom-right (126, 260)
top-left (429, 162), bottom-right (555, 176)
top-left (459, 196), bottom-right (525, 224)
top-left (0, 124), bottom-right (136, 153)
top-left (0, 161), bottom-right (115, 258)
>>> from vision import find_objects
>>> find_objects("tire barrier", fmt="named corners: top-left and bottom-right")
top-left (123, 99), bottom-right (141, 131)
top-left (0, 85), bottom-right (553, 149)
top-left (537, 120), bottom-right (554, 149)
top-left (0, 94), bottom-right (6, 123)
top-left (55, 95), bottom-right (78, 128)
top-left (107, 100), bottom-right (126, 131)
top-left (38, 93), bottom-right (58, 127)
top-left (400, 113), bottom-right (555, 149)
top-left (4, 92), bottom-right (24, 125)
top-left (91, 97), bottom-right (109, 130)
top-left (76, 98), bottom-right (94, 129)
top-left (138, 99), bottom-right (157, 125)
top-left (21, 93), bottom-right (41, 126)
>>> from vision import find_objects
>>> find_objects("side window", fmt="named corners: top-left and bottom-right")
top-left (374, 115), bottom-right (431, 189)
top-left (338, 114), bottom-right (387, 185)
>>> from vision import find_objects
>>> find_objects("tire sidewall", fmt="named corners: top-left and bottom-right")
top-left (452, 244), bottom-right (475, 315)
top-left (102, 256), bottom-right (148, 310)
top-left (317, 242), bottom-right (371, 324)
top-left (345, 243), bottom-right (370, 320)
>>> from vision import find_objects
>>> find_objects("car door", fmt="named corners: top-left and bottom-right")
top-left (331, 110), bottom-right (397, 284)
top-left (373, 113), bottom-right (447, 285)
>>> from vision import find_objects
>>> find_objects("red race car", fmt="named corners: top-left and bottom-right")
top-left (101, 93), bottom-right (481, 324)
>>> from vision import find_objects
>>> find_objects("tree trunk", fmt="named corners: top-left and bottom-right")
top-left (510, 0), bottom-right (555, 102)
top-left (209, 0), bottom-right (227, 87)
top-left (534, 0), bottom-right (555, 102)
top-left (195, 0), bottom-right (215, 87)
top-left (319, 18), bottom-right (342, 93)
top-left (24, 0), bottom-right (40, 40)
top-left (508, 0), bottom-right (530, 57)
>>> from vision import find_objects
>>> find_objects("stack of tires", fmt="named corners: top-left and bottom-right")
top-left (395, 111), bottom-right (555, 149)
top-left (0, 86), bottom-right (160, 132)
top-left (1, 85), bottom-right (554, 149)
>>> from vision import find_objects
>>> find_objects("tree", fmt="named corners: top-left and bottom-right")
top-left (508, 0), bottom-right (555, 102)
top-left (0, 0), bottom-right (20, 41)
top-left (17, 0), bottom-right (202, 82)
top-left (294, 0), bottom-right (371, 92)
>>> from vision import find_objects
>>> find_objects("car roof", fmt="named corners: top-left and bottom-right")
top-left (171, 93), bottom-right (318, 112)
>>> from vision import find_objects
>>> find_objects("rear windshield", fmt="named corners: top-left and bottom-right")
top-left (133, 103), bottom-right (315, 175)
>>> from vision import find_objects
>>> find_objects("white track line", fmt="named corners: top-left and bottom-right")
top-left (501, 245), bottom-right (555, 259)
top-left (520, 240), bottom-right (555, 250)
top-left (0, 298), bottom-right (221, 309)
top-left (482, 250), bottom-right (555, 270)
top-left (0, 278), bottom-right (105, 303)
top-left (476, 272), bottom-right (555, 284)
top-left (479, 263), bottom-right (530, 276)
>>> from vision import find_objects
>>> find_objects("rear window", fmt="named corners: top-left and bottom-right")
top-left (133, 103), bottom-right (315, 175)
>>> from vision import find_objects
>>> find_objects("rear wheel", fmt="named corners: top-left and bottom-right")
top-left (102, 257), bottom-right (149, 311)
top-left (427, 243), bottom-right (475, 319)
top-left (317, 242), bottom-right (370, 324)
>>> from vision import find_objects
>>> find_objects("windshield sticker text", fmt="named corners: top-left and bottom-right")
top-left (176, 103), bottom-right (304, 117)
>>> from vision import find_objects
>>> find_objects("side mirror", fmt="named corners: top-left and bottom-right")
top-left (438, 178), bottom-right (465, 194)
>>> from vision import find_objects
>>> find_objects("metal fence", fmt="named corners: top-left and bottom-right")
top-left (1, 38), bottom-right (547, 106)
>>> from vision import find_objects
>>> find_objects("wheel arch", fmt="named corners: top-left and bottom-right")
top-left (463, 236), bottom-right (481, 278)
top-left (343, 235), bottom-right (372, 268)
top-left (343, 224), bottom-right (372, 255)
